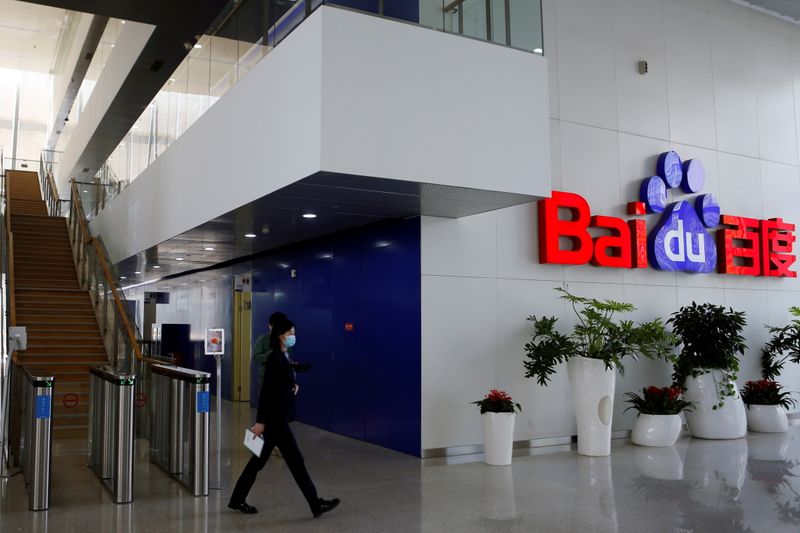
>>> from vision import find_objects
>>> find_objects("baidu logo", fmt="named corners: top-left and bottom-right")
top-left (639, 151), bottom-right (719, 273)
top-left (537, 151), bottom-right (796, 277)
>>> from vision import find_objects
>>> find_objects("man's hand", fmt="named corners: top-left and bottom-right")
top-left (251, 423), bottom-right (265, 438)
top-left (293, 384), bottom-right (300, 395)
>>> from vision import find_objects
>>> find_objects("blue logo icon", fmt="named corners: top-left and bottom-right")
top-left (639, 151), bottom-right (720, 273)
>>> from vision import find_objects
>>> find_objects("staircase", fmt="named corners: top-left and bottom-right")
top-left (6, 170), bottom-right (108, 439)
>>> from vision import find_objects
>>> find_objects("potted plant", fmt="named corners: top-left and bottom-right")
top-left (472, 389), bottom-right (521, 466)
top-left (523, 287), bottom-right (675, 456)
top-left (762, 306), bottom-right (800, 381)
top-left (667, 302), bottom-right (747, 439)
top-left (740, 380), bottom-right (796, 433)
top-left (624, 386), bottom-right (694, 447)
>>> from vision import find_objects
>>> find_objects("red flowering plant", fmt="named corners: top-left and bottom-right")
top-left (740, 380), bottom-right (797, 410)
top-left (624, 386), bottom-right (694, 416)
top-left (472, 389), bottom-right (522, 414)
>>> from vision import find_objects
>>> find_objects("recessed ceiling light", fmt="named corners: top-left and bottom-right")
top-left (83, 190), bottom-right (88, 193)
top-left (204, 247), bottom-right (214, 251)
top-left (194, 43), bottom-right (202, 49)
top-left (121, 20), bottom-right (126, 24)
top-left (169, 78), bottom-right (176, 82)
top-left (153, 265), bottom-right (160, 269)
top-left (175, 257), bottom-right (184, 261)
top-left (119, 276), bottom-right (126, 280)
top-left (134, 271), bottom-right (141, 274)
top-left (533, 48), bottom-right (543, 54)
top-left (302, 213), bottom-right (317, 219)
top-left (245, 233), bottom-right (256, 238)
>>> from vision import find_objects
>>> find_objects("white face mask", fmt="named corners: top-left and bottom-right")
top-left (285, 335), bottom-right (296, 348)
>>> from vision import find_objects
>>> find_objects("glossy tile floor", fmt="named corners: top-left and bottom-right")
top-left (2, 401), bottom-right (799, 532)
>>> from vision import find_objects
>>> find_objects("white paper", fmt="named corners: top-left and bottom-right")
top-left (243, 429), bottom-right (264, 457)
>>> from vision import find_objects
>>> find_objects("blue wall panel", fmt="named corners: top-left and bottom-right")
top-left (249, 217), bottom-right (421, 456)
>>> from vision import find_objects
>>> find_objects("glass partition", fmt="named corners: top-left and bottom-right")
top-left (101, 0), bottom-right (543, 194)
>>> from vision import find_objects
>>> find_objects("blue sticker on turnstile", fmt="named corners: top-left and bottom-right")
top-left (197, 391), bottom-right (210, 413)
top-left (35, 395), bottom-right (51, 419)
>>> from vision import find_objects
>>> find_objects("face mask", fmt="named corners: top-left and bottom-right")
top-left (284, 335), bottom-right (296, 348)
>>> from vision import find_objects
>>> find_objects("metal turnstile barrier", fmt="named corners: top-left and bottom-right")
top-left (2, 365), bottom-right (54, 510)
top-left (88, 366), bottom-right (135, 504)
top-left (150, 364), bottom-right (209, 497)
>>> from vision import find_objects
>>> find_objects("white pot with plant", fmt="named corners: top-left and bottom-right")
top-left (624, 386), bottom-right (693, 447)
top-left (667, 302), bottom-right (747, 440)
top-left (473, 389), bottom-right (521, 466)
top-left (523, 287), bottom-right (675, 456)
top-left (740, 380), bottom-right (794, 433)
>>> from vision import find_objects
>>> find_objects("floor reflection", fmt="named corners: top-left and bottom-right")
top-left (3, 401), bottom-right (800, 532)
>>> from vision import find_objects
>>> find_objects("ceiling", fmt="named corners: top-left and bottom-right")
top-left (114, 171), bottom-right (538, 287)
top-left (0, 0), bottom-right (67, 72)
top-left (736, 0), bottom-right (800, 23)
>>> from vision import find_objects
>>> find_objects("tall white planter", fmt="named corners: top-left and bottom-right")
top-left (481, 412), bottom-right (515, 465)
top-left (567, 356), bottom-right (615, 456)
top-left (745, 404), bottom-right (788, 433)
top-left (683, 371), bottom-right (746, 439)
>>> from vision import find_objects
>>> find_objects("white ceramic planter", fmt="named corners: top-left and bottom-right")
top-left (631, 414), bottom-right (682, 447)
top-left (633, 446), bottom-right (684, 480)
top-left (481, 412), bottom-right (515, 466)
top-left (567, 356), bottom-right (615, 456)
top-left (745, 404), bottom-right (788, 433)
top-left (683, 371), bottom-right (746, 440)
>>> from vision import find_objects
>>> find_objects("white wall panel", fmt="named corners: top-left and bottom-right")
top-left (613, 0), bottom-right (669, 139)
top-left (496, 203), bottom-right (564, 282)
top-left (664, 1), bottom-right (717, 150)
top-left (320, 7), bottom-right (551, 196)
top-left (750, 9), bottom-right (792, 38)
top-left (420, 212), bottom-right (498, 278)
top-left (754, 29), bottom-right (798, 165)
top-left (711, 16), bottom-right (759, 158)
top-left (416, 0), bottom-right (800, 451)
top-left (723, 289), bottom-right (769, 384)
top-left (497, 279), bottom-right (574, 440)
top-left (555, 0), bottom-right (617, 129)
top-left (541, 0), bottom-right (559, 119)
top-left (421, 276), bottom-right (498, 449)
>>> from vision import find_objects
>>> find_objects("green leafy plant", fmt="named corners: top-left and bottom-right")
top-left (472, 389), bottom-right (521, 414)
top-left (523, 287), bottom-right (676, 386)
top-left (667, 302), bottom-right (747, 409)
top-left (624, 386), bottom-right (694, 415)
top-left (740, 380), bottom-right (797, 410)
top-left (762, 307), bottom-right (800, 381)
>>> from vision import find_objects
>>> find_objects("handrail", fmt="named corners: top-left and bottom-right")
top-left (68, 179), bottom-right (159, 367)
top-left (4, 173), bottom-right (16, 339)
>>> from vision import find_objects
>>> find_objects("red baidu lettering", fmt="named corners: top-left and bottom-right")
top-left (628, 219), bottom-right (648, 269)
top-left (718, 215), bottom-right (761, 276)
top-left (591, 216), bottom-right (631, 268)
top-left (760, 218), bottom-right (797, 278)
top-left (538, 191), bottom-right (593, 265)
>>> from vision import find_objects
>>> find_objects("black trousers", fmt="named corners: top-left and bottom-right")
top-left (230, 419), bottom-right (319, 510)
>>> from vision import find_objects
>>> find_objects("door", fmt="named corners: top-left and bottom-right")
top-left (232, 292), bottom-right (252, 402)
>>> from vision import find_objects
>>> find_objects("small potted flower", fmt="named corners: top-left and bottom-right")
top-left (472, 389), bottom-right (521, 466)
top-left (624, 386), bottom-right (694, 447)
top-left (740, 380), bottom-right (796, 433)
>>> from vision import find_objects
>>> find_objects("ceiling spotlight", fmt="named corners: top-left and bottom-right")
top-left (134, 271), bottom-right (141, 274)
top-left (119, 276), bottom-right (126, 280)
top-left (194, 43), bottom-right (203, 49)
top-left (302, 213), bottom-right (317, 219)
top-left (533, 48), bottom-right (543, 54)
top-left (204, 247), bottom-right (214, 251)
top-left (245, 233), bottom-right (256, 238)
top-left (153, 265), bottom-right (161, 269)
top-left (175, 257), bottom-right (184, 261)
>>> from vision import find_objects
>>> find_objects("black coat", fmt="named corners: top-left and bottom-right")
top-left (256, 349), bottom-right (296, 423)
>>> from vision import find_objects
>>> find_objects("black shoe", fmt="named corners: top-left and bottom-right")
top-left (312, 498), bottom-right (340, 518)
top-left (228, 501), bottom-right (258, 514)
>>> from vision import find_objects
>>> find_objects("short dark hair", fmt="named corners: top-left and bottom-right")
top-left (269, 317), bottom-right (295, 351)
top-left (268, 311), bottom-right (287, 327)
